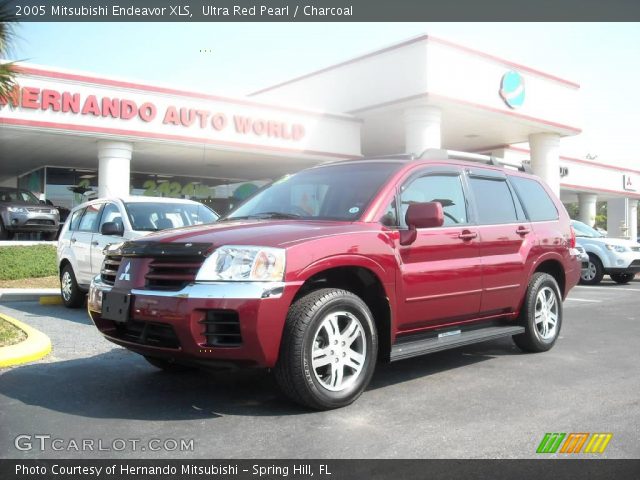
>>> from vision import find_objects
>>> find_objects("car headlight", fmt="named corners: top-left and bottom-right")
top-left (196, 246), bottom-right (286, 282)
top-left (605, 244), bottom-right (627, 253)
top-left (7, 207), bottom-right (28, 214)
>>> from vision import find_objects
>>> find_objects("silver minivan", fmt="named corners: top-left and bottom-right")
top-left (57, 196), bottom-right (218, 307)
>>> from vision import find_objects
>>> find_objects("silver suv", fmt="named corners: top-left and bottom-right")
top-left (57, 196), bottom-right (218, 307)
top-left (0, 188), bottom-right (60, 240)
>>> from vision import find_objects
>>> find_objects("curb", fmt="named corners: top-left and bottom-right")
top-left (0, 313), bottom-right (52, 367)
top-left (0, 289), bottom-right (61, 303)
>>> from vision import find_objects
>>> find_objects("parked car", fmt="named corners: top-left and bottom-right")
top-left (574, 244), bottom-right (590, 278)
top-left (88, 150), bottom-right (581, 410)
top-left (0, 187), bottom-right (60, 240)
top-left (572, 220), bottom-right (640, 285)
top-left (58, 197), bottom-right (218, 307)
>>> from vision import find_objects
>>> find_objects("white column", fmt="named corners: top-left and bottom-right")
top-left (97, 141), bottom-right (133, 198)
top-left (528, 133), bottom-right (561, 197)
top-left (629, 199), bottom-right (638, 243)
top-left (607, 198), bottom-right (628, 239)
top-left (404, 105), bottom-right (442, 155)
top-left (578, 193), bottom-right (598, 227)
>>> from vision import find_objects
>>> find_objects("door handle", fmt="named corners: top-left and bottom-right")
top-left (70, 238), bottom-right (76, 243)
top-left (458, 230), bottom-right (478, 241)
top-left (516, 226), bottom-right (531, 235)
top-left (91, 241), bottom-right (99, 246)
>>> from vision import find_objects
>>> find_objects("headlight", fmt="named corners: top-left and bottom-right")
top-left (7, 207), bottom-right (28, 214)
top-left (196, 246), bottom-right (286, 282)
top-left (605, 244), bottom-right (627, 253)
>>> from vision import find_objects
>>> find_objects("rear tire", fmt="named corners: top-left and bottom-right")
top-left (60, 264), bottom-right (85, 308)
top-left (144, 356), bottom-right (195, 372)
top-left (274, 288), bottom-right (378, 410)
top-left (610, 273), bottom-right (635, 284)
top-left (579, 254), bottom-right (604, 285)
top-left (513, 272), bottom-right (562, 353)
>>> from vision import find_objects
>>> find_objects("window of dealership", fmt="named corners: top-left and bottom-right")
top-left (1, 34), bottom-right (638, 239)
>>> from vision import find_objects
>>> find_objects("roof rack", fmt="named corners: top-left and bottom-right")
top-left (419, 148), bottom-right (531, 173)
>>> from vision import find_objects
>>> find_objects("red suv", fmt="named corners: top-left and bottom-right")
top-left (88, 150), bottom-right (581, 410)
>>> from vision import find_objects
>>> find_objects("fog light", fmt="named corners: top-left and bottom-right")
top-left (616, 259), bottom-right (624, 266)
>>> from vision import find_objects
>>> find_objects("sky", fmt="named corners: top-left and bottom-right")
top-left (7, 22), bottom-right (640, 169)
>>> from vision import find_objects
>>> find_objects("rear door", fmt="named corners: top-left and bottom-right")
top-left (395, 167), bottom-right (483, 331)
top-left (466, 169), bottom-right (533, 314)
top-left (72, 202), bottom-right (103, 285)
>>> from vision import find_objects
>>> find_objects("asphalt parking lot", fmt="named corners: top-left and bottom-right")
top-left (1, 280), bottom-right (639, 459)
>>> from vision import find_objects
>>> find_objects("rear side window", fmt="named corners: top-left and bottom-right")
top-left (468, 177), bottom-right (518, 225)
top-left (510, 176), bottom-right (559, 222)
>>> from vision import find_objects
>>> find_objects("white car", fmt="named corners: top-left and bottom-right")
top-left (572, 220), bottom-right (640, 285)
top-left (57, 196), bottom-right (218, 307)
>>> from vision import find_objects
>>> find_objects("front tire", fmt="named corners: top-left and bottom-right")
top-left (513, 272), bottom-right (562, 353)
top-left (610, 273), bottom-right (635, 284)
top-left (60, 264), bottom-right (85, 308)
top-left (580, 254), bottom-right (604, 285)
top-left (274, 288), bottom-right (378, 410)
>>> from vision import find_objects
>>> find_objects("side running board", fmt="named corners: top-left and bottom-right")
top-left (390, 325), bottom-right (525, 362)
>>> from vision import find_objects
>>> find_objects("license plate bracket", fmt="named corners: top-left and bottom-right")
top-left (102, 291), bottom-right (132, 323)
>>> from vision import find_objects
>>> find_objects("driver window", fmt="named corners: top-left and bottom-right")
top-left (99, 203), bottom-right (122, 232)
top-left (400, 174), bottom-right (468, 227)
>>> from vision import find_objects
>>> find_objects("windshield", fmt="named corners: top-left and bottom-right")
top-left (0, 189), bottom-right (39, 204)
top-left (572, 220), bottom-right (604, 238)
top-left (124, 202), bottom-right (218, 231)
top-left (225, 162), bottom-right (402, 222)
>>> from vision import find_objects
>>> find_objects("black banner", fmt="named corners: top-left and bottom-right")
top-left (2, 460), bottom-right (640, 480)
top-left (4, 0), bottom-right (640, 22)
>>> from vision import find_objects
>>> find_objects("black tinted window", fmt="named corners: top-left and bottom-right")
top-left (400, 174), bottom-right (468, 226)
top-left (468, 177), bottom-right (518, 224)
top-left (510, 176), bottom-right (558, 222)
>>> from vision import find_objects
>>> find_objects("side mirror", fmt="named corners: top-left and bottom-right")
top-left (400, 202), bottom-right (444, 246)
top-left (101, 221), bottom-right (124, 237)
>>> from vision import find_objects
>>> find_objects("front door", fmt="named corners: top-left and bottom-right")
top-left (395, 169), bottom-right (482, 331)
top-left (71, 202), bottom-right (103, 285)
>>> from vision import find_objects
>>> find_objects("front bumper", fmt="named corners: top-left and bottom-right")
top-left (606, 259), bottom-right (640, 275)
top-left (88, 276), bottom-right (297, 368)
top-left (2, 211), bottom-right (59, 232)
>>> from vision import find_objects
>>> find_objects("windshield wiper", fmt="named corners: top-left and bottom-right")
top-left (222, 211), bottom-right (301, 221)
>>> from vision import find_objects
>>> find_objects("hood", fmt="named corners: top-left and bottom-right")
top-left (576, 236), bottom-right (638, 248)
top-left (137, 219), bottom-right (373, 249)
top-left (0, 201), bottom-right (49, 209)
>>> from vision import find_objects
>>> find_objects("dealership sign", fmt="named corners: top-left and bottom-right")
top-left (0, 67), bottom-right (361, 158)
top-left (623, 174), bottom-right (637, 192)
top-left (499, 70), bottom-right (525, 109)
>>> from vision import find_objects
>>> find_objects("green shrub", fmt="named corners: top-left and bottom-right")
top-left (0, 245), bottom-right (58, 281)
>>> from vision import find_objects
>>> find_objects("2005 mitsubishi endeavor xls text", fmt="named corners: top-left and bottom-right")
top-left (88, 149), bottom-right (581, 410)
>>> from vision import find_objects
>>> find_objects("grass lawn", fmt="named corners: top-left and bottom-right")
top-left (0, 317), bottom-right (27, 347)
top-left (0, 245), bottom-right (57, 281)
top-left (0, 276), bottom-right (59, 289)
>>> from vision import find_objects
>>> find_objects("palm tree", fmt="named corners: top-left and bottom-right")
top-left (0, 0), bottom-right (17, 100)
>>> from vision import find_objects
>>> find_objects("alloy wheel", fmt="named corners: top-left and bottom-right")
top-left (534, 286), bottom-right (559, 341)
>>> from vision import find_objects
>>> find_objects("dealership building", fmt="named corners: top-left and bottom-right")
top-left (1, 34), bottom-right (638, 240)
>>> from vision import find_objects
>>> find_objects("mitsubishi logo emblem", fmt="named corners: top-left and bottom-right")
top-left (119, 261), bottom-right (131, 281)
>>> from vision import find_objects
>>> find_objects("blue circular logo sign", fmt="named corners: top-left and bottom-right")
top-left (499, 70), bottom-right (525, 109)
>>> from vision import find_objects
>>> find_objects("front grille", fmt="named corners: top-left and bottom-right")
top-left (114, 320), bottom-right (180, 349)
top-left (101, 255), bottom-right (122, 285)
top-left (27, 207), bottom-right (53, 214)
top-left (25, 219), bottom-right (54, 225)
top-left (631, 246), bottom-right (640, 252)
top-left (145, 256), bottom-right (205, 290)
top-left (201, 310), bottom-right (242, 347)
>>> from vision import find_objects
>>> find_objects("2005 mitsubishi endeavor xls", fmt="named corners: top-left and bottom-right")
top-left (88, 150), bottom-right (581, 410)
